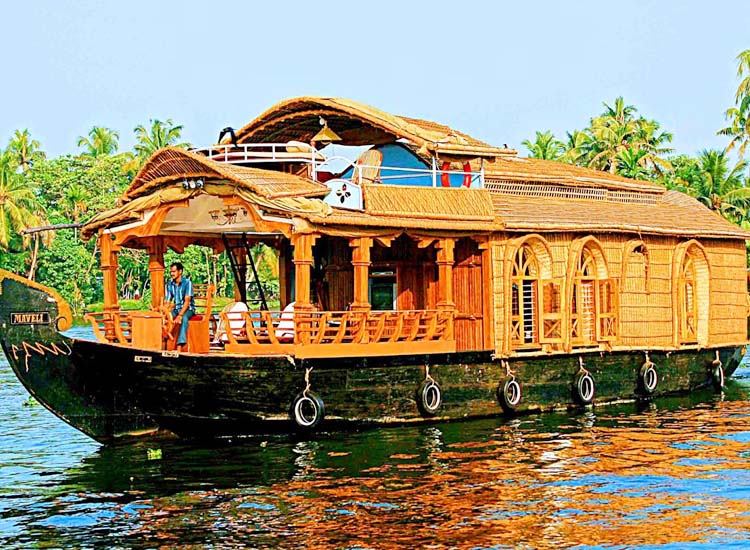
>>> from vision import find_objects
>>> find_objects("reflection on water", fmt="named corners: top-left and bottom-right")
top-left (1, 349), bottom-right (750, 549)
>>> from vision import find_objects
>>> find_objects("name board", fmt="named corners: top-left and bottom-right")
top-left (10, 312), bottom-right (51, 325)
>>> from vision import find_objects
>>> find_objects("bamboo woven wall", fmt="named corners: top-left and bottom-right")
top-left (705, 239), bottom-right (747, 343)
top-left (490, 232), bottom-right (748, 355)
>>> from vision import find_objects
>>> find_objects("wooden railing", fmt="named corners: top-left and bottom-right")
top-left (87, 308), bottom-right (456, 357)
top-left (219, 309), bottom-right (454, 347)
top-left (84, 311), bottom-right (133, 344)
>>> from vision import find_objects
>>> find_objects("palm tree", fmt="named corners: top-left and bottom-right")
top-left (688, 150), bottom-right (750, 224)
top-left (62, 183), bottom-right (90, 222)
top-left (719, 97), bottom-right (750, 159)
top-left (0, 151), bottom-right (39, 249)
top-left (629, 118), bottom-right (674, 176)
top-left (522, 131), bottom-right (565, 160)
top-left (565, 97), bottom-right (673, 176)
top-left (734, 49), bottom-right (750, 104)
top-left (719, 49), bottom-right (750, 159)
top-left (77, 126), bottom-right (120, 157)
top-left (562, 130), bottom-right (595, 165)
top-left (124, 119), bottom-right (189, 172)
top-left (615, 149), bottom-right (649, 179)
top-left (7, 129), bottom-right (44, 172)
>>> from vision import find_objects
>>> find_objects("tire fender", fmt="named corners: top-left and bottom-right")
top-left (573, 371), bottom-right (596, 405)
top-left (497, 377), bottom-right (522, 413)
top-left (291, 391), bottom-right (325, 429)
top-left (417, 380), bottom-right (442, 416)
top-left (639, 362), bottom-right (658, 395)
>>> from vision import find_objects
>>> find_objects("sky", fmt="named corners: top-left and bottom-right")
top-left (2, 1), bottom-right (749, 159)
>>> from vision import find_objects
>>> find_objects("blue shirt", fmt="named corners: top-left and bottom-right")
top-left (165, 277), bottom-right (196, 314)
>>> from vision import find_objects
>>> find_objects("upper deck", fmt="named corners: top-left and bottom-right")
top-left (191, 141), bottom-right (486, 211)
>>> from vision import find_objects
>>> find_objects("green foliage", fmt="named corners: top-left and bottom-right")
top-left (34, 228), bottom-right (99, 316)
top-left (522, 131), bottom-right (565, 160)
top-left (719, 49), bottom-right (750, 159)
top-left (563, 97), bottom-right (673, 178)
top-left (685, 150), bottom-right (750, 224)
top-left (77, 126), bottom-right (120, 158)
top-left (123, 119), bottom-right (190, 173)
top-left (7, 129), bottom-right (45, 172)
top-left (0, 149), bottom-right (44, 251)
top-left (29, 155), bottom-right (129, 218)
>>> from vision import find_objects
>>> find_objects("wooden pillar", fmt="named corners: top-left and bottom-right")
top-left (147, 237), bottom-right (165, 308)
top-left (292, 233), bottom-right (317, 309)
top-left (233, 245), bottom-right (247, 303)
top-left (436, 238), bottom-right (456, 311)
top-left (349, 237), bottom-right (373, 312)
top-left (100, 233), bottom-right (120, 313)
top-left (293, 233), bottom-right (318, 345)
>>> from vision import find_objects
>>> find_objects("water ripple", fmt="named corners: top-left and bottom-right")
top-left (1, 355), bottom-right (750, 548)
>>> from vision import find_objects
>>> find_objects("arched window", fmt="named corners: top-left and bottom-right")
top-left (507, 239), bottom-right (562, 350)
top-left (679, 254), bottom-right (698, 342)
top-left (511, 245), bottom-right (539, 346)
top-left (673, 241), bottom-right (710, 347)
top-left (569, 243), bottom-right (618, 347)
top-left (571, 248), bottom-right (597, 345)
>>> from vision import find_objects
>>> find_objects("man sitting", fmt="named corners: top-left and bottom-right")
top-left (164, 262), bottom-right (195, 352)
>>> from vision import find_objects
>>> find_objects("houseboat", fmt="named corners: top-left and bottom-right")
top-left (1, 97), bottom-right (748, 443)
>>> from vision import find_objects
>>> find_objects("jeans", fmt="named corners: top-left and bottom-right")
top-left (172, 308), bottom-right (194, 345)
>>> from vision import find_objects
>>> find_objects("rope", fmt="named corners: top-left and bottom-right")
top-left (303, 366), bottom-right (313, 397)
top-left (643, 351), bottom-right (654, 368)
top-left (424, 364), bottom-right (435, 384)
top-left (578, 355), bottom-right (589, 375)
top-left (712, 349), bottom-right (722, 367)
top-left (502, 359), bottom-right (515, 378)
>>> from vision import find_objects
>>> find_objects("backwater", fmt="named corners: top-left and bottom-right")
top-left (1, 328), bottom-right (749, 549)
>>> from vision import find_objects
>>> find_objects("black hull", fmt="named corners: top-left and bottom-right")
top-left (0, 270), bottom-right (744, 443)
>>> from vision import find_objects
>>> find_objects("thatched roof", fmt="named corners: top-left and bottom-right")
top-left (484, 155), bottom-right (666, 194)
top-left (489, 188), bottom-right (750, 239)
top-left (232, 97), bottom-right (514, 159)
top-left (82, 98), bottom-right (750, 243)
top-left (123, 147), bottom-right (329, 202)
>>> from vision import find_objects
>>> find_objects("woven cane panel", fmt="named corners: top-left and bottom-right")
top-left (484, 180), bottom-right (660, 206)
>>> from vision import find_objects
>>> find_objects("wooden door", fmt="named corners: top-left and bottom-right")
top-left (453, 239), bottom-right (486, 351)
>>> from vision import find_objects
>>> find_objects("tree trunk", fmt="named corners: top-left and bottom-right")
top-left (27, 234), bottom-right (39, 281)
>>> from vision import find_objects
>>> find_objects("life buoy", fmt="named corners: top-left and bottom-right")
top-left (711, 360), bottom-right (725, 392)
top-left (417, 379), bottom-right (442, 416)
top-left (639, 362), bottom-right (658, 395)
top-left (291, 391), bottom-right (325, 429)
top-left (440, 161), bottom-right (451, 187)
top-left (462, 162), bottom-right (472, 188)
top-left (573, 371), bottom-right (595, 405)
top-left (497, 377), bottom-right (522, 413)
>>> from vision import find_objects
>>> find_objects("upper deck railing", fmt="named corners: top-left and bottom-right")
top-left (192, 143), bottom-right (485, 189)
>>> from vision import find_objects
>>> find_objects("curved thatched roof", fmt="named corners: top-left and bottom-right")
top-left (123, 147), bottom-right (329, 202)
top-left (232, 97), bottom-right (514, 159)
